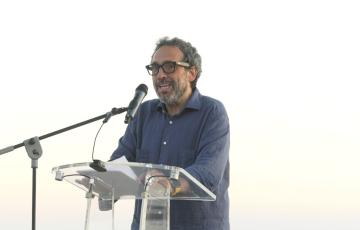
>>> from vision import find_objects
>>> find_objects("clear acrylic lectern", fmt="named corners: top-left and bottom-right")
top-left (52, 160), bottom-right (215, 230)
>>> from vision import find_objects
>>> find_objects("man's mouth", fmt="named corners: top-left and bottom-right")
top-left (157, 82), bottom-right (172, 92)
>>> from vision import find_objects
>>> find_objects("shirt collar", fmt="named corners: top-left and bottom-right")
top-left (156, 88), bottom-right (202, 112)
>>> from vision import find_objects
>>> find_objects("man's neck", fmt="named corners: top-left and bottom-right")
top-left (166, 104), bottom-right (184, 116)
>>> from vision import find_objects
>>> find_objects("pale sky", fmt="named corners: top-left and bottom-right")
top-left (0, 0), bottom-right (359, 229)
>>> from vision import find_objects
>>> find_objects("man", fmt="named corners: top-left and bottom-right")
top-left (111, 37), bottom-right (230, 230)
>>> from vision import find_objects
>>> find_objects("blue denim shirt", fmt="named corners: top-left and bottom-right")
top-left (111, 89), bottom-right (230, 230)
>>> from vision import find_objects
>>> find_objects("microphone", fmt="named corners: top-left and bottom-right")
top-left (124, 84), bottom-right (148, 124)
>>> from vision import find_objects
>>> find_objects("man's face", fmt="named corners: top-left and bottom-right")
top-left (151, 46), bottom-right (194, 106)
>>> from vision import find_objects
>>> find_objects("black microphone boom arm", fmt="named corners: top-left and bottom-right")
top-left (0, 106), bottom-right (127, 230)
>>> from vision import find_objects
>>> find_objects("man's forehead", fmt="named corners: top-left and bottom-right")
top-left (152, 46), bottom-right (183, 62)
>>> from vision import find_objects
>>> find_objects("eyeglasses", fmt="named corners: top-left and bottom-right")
top-left (145, 61), bottom-right (191, 76)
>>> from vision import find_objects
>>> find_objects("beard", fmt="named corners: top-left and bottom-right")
top-left (154, 77), bottom-right (187, 106)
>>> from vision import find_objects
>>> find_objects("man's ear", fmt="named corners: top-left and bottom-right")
top-left (188, 66), bottom-right (197, 82)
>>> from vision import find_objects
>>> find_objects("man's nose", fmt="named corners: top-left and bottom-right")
top-left (155, 67), bottom-right (168, 79)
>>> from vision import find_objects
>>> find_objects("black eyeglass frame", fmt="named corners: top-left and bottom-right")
top-left (145, 61), bottom-right (191, 76)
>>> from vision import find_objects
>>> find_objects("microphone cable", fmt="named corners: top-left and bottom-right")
top-left (91, 122), bottom-right (105, 162)
top-left (89, 112), bottom-right (115, 172)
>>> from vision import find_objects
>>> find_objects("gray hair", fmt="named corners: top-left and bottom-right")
top-left (152, 37), bottom-right (202, 89)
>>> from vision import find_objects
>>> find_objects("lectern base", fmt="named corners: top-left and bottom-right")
top-left (140, 197), bottom-right (170, 230)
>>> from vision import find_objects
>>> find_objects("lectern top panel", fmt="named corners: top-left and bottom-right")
top-left (52, 161), bottom-right (216, 201)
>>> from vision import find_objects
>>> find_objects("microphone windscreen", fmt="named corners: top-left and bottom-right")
top-left (136, 84), bottom-right (148, 94)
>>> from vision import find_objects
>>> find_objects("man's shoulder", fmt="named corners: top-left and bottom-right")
top-left (199, 94), bottom-right (227, 113)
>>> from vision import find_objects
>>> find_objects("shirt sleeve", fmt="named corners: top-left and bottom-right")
top-left (110, 115), bottom-right (138, 162)
top-left (185, 101), bottom-right (230, 192)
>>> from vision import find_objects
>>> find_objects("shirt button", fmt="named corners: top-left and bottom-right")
top-left (169, 120), bottom-right (173, 125)
top-left (163, 141), bottom-right (167, 145)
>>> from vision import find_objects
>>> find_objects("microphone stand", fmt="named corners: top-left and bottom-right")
top-left (0, 107), bottom-right (127, 230)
